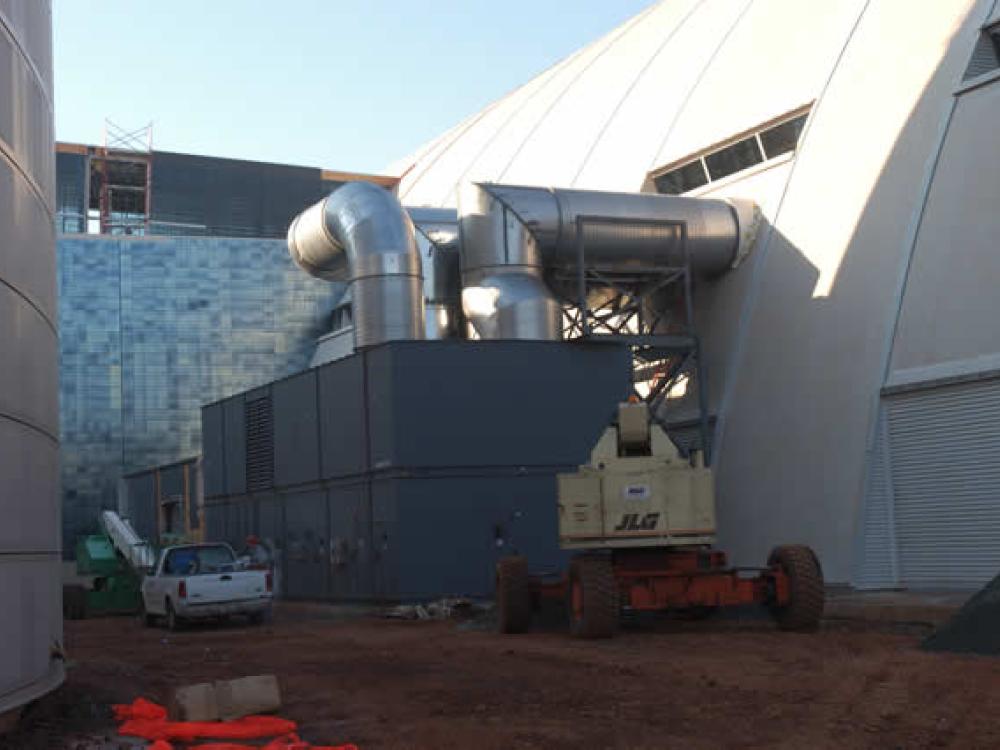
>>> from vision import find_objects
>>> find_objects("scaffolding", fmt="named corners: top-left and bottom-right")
top-left (90, 120), bottom-right (153, 235)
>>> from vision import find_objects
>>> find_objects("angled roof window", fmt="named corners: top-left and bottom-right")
top-left (704, 136), bottom-right (763, 181)
top-left (759, 113), bottom-right (809, 159)
top-left (653, 160), bottom-right (708, 195)
top-left (649, 105), bottom-right (812, 196)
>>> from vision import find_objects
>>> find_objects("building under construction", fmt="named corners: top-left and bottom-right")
top-left (60, 0), bottom-right (1000, 596)
top-left (55, 140), bottom-right (396, 552)
top-left (55, 134), bottom-right (396, 238)
top-left (10, 0), bottom-right (1000, 731)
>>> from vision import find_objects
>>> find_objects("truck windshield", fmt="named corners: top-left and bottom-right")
top-left (163, 545), bottom-right (236, 575)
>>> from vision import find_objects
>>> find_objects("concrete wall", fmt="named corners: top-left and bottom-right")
top-left (0, 0), bottom-right (63, 716)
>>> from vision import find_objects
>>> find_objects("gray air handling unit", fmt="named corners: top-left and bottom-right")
top-left (202, 341), bottom-right (630, 600)
top-left (203, 180), bottom-right (758, 601)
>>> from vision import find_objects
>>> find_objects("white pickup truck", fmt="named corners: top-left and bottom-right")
top-left (140, 543), bottom-right (272, 630)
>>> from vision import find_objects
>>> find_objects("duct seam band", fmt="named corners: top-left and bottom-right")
top-left (351, 252), bottom-right (422, 280)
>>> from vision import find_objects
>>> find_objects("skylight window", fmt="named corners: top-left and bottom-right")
top-left (653, 160), bottom-right (708, 195)
top-left (759, 114), bottom-right (808, 159)
top-left (704, 136), bottom-right (763, 181)
top-left (650, 109), bottom-right (811, 196)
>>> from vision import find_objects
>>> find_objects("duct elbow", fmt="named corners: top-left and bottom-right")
top-left (287, 181), bottom-right (424, 347)
top-left (287, 198), bottom-right (348, 281)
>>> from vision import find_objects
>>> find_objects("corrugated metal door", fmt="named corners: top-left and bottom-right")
top-left (886, 377), bottom-right (1000, 588)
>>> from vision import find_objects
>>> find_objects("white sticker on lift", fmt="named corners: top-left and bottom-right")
top-left (623, 484), bottom-right (650, 501)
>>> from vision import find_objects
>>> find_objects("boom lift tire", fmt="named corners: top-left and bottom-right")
top-left (496, 556), bottom-right (532, 634)
top-left (568, 556), bottom-right (618, 639)
top-left (767, 545), bottom-right (825, 632)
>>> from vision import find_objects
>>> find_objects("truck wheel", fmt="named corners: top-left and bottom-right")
top-left (165, 600), bottom-right (183, 632)
top-left (767, 545), bottom-right (825, 632)
top-left (63, 585), bottom-right (87, 621)
top-left (496, 556), bottom-right (531, 634)
top-left (568, 556), bottom-right (618, 639)
top-left (138, 600), bottom-right (155, 628)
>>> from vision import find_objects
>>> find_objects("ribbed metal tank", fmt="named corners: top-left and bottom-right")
top-left (0, 0), bottom-right (63, 717)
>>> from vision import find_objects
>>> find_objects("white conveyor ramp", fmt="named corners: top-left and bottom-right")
top-left (101, 510), bottom-right (156, 571)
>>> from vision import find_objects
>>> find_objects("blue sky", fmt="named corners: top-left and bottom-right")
top-left (53, 1), bottom-right (653, 174)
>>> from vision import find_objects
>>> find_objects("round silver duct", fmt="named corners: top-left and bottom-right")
top-left (288, 182), bottom-right (425, 348)
top-left (457, 182), bottom-right (562, 341)
top-left (461, 271), bottom-right (563, 341)
top-left (457, 182), bottom-right (759, 341)
top-left (468, 182), bottom-right (748, 275)
top-left (409, 207), bottom-right (461, 340)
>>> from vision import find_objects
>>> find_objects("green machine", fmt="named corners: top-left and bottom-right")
top-left (63, 534), bottom-right (143, 620)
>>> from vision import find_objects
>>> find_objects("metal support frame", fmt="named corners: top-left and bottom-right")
top-left (554, 214), bottom-right (712, 464)
top-left (93, 120), bottom-right (153, 236)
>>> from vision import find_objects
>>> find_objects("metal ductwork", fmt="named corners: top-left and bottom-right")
top-left (287, 181), bottom-right (424, 348)
top-left (457, 182), bottom-right (760, 341)
top-left (457, 182), bottom-right (563, 340)
top-left (408, 207), bottom-right (461, 340)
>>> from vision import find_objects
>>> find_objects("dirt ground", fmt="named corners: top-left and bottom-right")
top-left (7, 603), bottom-right (1000, 750)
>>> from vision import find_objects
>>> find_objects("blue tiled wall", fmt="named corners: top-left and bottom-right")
top-left (58, 235), bottom-right (339, 551)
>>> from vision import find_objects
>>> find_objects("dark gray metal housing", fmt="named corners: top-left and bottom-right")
top-left (202, 340), bottom-right (630, 600)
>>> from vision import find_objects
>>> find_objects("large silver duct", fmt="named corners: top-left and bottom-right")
top-left (409, 207), bottom-right (461, 340)
top-left (457, 182), bottom-right (759, 340)
top-left (457, 182), bottom-right (562, 340)
top-left (288, 182), bottom-right (424, 348)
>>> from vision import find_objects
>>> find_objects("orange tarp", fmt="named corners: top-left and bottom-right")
top-left (112, 698), bottom-right (357, 750)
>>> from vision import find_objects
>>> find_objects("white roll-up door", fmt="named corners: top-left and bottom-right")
top-left (875, 376), bottom-right (1000, 589)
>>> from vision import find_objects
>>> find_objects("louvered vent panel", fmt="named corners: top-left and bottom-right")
top-left (245, 396), bottom-right (274, 492)
top-left (963, 26), bottom-right (1000, 81)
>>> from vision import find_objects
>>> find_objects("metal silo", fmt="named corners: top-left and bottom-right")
top-left (0, 0), bottom-right (62, 716)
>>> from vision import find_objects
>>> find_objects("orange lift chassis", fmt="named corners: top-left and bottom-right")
top-left (495, 402), bottom-right (825, 638)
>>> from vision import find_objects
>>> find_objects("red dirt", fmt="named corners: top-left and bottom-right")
top-left (8, 604), bottom-right (1000, 749)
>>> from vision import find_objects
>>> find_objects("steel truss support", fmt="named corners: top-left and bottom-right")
top-left (551, 214), bottom-right (712, 464)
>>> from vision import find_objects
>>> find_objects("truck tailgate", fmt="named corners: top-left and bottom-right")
top-left (184, 571), bottom-right (267, 605)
